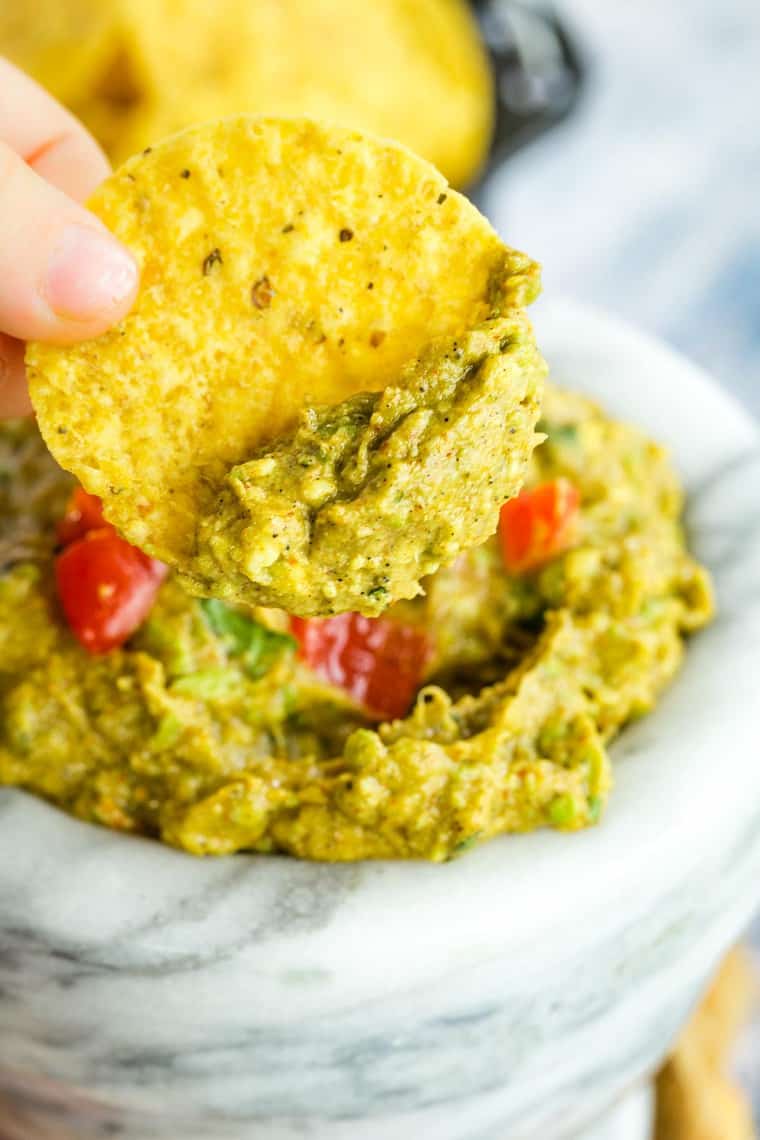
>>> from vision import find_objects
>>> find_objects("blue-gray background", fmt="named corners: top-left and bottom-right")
top-left (483, 0), bottom-right (759, 1116)
top-left (484, 0), bottom-right (760, 420)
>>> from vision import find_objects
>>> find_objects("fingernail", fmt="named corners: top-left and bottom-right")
top-left (45, 226), bottom-right (138, 321)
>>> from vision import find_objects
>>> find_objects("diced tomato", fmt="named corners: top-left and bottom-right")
top-left (499, 478), bottom-right (581, 574)
top-left (290, 613), bottom-right (432, 720)
top-left (55, 528), bottom-right (167, 654)
top-left (57, 487), bottom-right (106, 546)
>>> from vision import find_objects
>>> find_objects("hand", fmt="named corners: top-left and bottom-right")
top-left (0, 59), bottom-right (138, 418)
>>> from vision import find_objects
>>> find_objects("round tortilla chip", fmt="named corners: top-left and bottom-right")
top-left (5, 0), bottom-right (492, 188)
top-left (27, 116), bottom-right (539, 574)
top-left (118, 0), bottom-right (494, 186)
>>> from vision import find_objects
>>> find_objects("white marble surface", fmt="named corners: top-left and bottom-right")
top-left (584, 1086), bottom-right (653, 1140)
top-left (0, 302), bottom-right (758, 1139)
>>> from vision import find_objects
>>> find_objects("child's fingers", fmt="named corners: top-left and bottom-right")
top-left (0, 57), bottom-right (109, 201)
top-left (0, 137), bottom-right (138, 344)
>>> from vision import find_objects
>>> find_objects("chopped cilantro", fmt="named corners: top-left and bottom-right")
top-left (199, 598), bottom-right (296, 679)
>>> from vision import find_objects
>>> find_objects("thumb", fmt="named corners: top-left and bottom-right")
top-left (0, 138), bottom-right (138, 345)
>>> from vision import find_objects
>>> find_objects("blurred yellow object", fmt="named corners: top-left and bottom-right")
top-left (0, 0), bottom-right (115, 105)
top-left (655, 949), bottom-right (758, 1140)
top-left (1, 0), bottom-right (494, 187)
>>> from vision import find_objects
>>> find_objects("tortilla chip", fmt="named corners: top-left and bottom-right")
top-left (4, 0), bottom-right (493, 187)
top-left (28, 116), bottom-right (539, 575)
top-left (114, 0), bottom-right (494, 185)
top-left (0, 0), bottom-right (116, 107)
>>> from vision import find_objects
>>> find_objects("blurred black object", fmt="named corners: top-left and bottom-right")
top-left (471, 1), bottom-right (585, 180)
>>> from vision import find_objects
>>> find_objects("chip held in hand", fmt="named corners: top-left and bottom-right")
top-left (27, 116), bottom-right (546, 616)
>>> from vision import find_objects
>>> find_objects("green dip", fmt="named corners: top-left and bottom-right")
top-left (181, 313), bottom-right (545, 616)
top-left (0, 386), bottom-right (712, 859)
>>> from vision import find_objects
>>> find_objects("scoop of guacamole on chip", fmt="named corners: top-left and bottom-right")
top-left (27, 116), bottom-right (546, 617)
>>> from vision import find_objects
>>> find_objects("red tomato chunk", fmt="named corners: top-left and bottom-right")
top-left (57, 487), bottom-right (107, 546)
top-left (291, 613), bottom-right (433, 721)
top-left (56, 528), bottom-right (167, 654)
top-left (499, 478), bottom-right (581, 574)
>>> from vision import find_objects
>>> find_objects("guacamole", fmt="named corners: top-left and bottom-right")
top-left (0, 386), bottom-right (712, 859)
top-left (182, 315), bottom-right (545, 616)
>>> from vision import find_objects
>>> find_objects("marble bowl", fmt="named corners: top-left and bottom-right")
top-left (1, 300), bottom-right (758, 1140)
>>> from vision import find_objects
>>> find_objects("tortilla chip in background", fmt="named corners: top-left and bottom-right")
top-left (2, 0), bottom-right (493, 187)
top-left (0, 0), bottom-right (116, 107)
top-left (27, 116), bottom-right (539, 567)
top-left (111, 0), bottom-right (495, 186)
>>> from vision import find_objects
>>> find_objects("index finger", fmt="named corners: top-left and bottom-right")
top-left (0, 57), bottom-right (110, 201)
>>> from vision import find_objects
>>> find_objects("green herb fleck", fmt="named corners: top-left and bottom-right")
top-left (199, 598), bottom-right (296, 679)
top-left (450, 832), bottom-right (482, 858)
top-left (588, 795), bottom-right (603, 823)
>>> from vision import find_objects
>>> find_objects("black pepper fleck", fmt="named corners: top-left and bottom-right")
top-left (367, 282), bottom-right (374, 289)
top-left (251, 275), bottom-right (274, 309)
top-left (339, 228), bottom-right (354, 242)
top-left (202, 248), bottom-right (223, 275)
top-left (437, 192), bottom-right (448, 204)
top-left (180, 169), bottom-right (191, 179)
top-left (282, 223), bottom-right (294, 233)
top-left (370, 330), bottom-right (386, 348)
